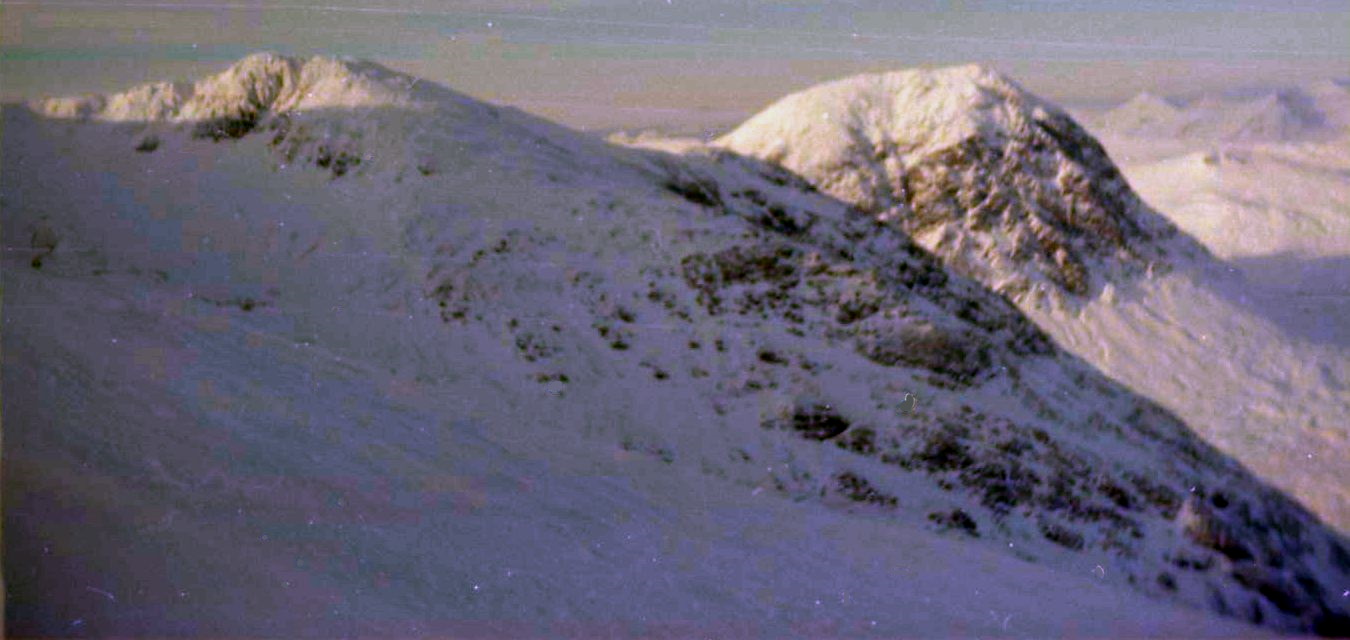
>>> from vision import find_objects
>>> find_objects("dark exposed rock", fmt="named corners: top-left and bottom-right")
top-left (718, 66), bottom-right (1191, 305)
top-left (664, 175), bottom-right (722, 208)
top-left (854, 314), bottom-right (991, 381)
top-left (834, 472), bottom-right (898, 507)
top-left (1041, 521), bottom-right (1086, 550)
top-left (1314, 612), bottom-right (1350, 637)
top-left (1330, 539), bottom-right (1350, 573)
top-left (784, 402), bottom-right (851, 441)
top-left (928, 509), bottom-right (979, 537)
top-left (1180, 500), bottom-right (1254, 562)
top-left (835, 427), bottom-right (877, 456)
top-left (193, 111), bottom-right (261, 141)
top-left (964, 460), bottom-right (1039, 512)
top-left (910, 431), bottom-right (975, 472)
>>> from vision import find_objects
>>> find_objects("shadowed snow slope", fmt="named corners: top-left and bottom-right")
top-left (4, 54), bottom-right (1348, 636)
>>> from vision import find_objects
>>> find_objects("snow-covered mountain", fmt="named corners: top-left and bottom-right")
top-left (716, 62), bottom-right (1350, 581)
top-left (1095, 84), bottom-right (1350, 142)
top-left (717, 65), bottom-right (1195, 308)
top-left (5, 54), bottom-right (1348, 636)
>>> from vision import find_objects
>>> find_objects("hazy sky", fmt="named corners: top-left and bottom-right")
top-left (3, 0), bottom-right (1348, 131)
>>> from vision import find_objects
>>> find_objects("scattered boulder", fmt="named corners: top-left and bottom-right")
top-left (854, 312), bottom-right (990, 381)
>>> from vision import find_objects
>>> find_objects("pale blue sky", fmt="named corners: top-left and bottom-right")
top-left (3, 1), bottom-right (1347, 130)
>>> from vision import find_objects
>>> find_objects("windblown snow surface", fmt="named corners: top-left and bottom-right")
top-left (3, 54), bottom-right (1347, 636)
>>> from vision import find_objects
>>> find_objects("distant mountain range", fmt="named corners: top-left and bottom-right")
top-left (1094, 81), bottom-right (1350, 141)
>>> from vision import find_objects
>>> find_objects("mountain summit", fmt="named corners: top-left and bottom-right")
top-left (718, 65), bottom-right (1185, 305)
top-left (1098, 91), bottom-right (1184, 134)
top-left (38, 52), bottom-right (421, 129)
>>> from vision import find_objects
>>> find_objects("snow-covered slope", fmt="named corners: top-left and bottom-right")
top-left (5, 55), bottom-right (1349, 636)
top-left (717, 65), bottom-right (1192, 308)
top-left (1115, 138), bottom-right (1350, 261)
top-left (718, 63), bottom-right (1350, 554)
top-left (1056, 133), bottom-right (1350, 532)
top-left (1307, 80), bottom-right (1350, 131)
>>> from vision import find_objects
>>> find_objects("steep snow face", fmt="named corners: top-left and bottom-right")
top-left (6, 55), bottom-right (1350, 636)
top-left (717, 65), bottom-right (1186, 306)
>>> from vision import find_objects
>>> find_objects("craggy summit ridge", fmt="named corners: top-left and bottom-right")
top-left (37, 52), bottom-right (434, 177)
top-left (39, 52), bottom-right (421, 130)
top-left (34, 51), bottom-right (612, 181)
top-left (718, 65), bottom-right (1188, 305)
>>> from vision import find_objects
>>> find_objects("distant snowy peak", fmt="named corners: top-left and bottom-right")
top-left (1098, 83), bottom-right (1350, 141)
top-left (38, 53), bottom-right (424, 126)
top-left (1307, 80), bottom-right (1350, 129)
top-left (1098, 92), bottom-right (1182, 133)
top-left (1229, 91), bottom-right (1325, 139)
top-left (719, 65), bottom-right (1183, 305)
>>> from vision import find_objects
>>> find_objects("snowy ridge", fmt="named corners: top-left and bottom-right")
top-left (718, 65), bottom-right (1191, 307)
top-left (37, 52), bottom-right (422, 125)
top-left (1095, 84), bottom-right (1350, 142)
top-left (5, 55), bottom-right (1350, 636)
top-left (33, 51), bottom-right (614, 183)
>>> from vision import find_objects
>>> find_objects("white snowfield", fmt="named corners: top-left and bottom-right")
top-left (4, 53), bottom-right (1346, 637)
